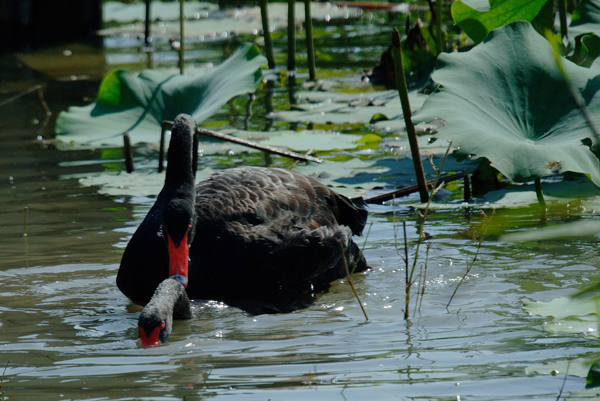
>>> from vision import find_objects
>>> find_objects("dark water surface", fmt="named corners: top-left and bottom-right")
top-left (1, 7), bottom-right (600, 401)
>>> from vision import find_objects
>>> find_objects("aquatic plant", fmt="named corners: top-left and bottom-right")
top-left (416, 21), bottom-right (600, 203)
top-left (451, 0), bottom-right (552, 44)
top-left (54, 43), bottom-right (266, 148)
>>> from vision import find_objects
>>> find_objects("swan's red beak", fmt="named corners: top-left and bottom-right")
top-left (139, 321), bottom-right (165, 347)
top-left (166, 231), bottom-right (189, 287)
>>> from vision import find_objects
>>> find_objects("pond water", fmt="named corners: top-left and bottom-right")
top-left (1, 4), bottom-right (600, 400)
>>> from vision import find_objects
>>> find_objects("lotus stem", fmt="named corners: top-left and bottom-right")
top-left (259, 0), bottom-right (276, 69)
top-left (287, 0), bottom-right (296, 73)
top-left (403, 219), bottom-right (410, 320)
top-left (558, 0), bottom-right (568, 41)
top-left (534, 178), bottom-right (547, 219)
top-left (304, 0), bottom-right (316, 81)
top-left (192, 128), bottom-right (198, 178)
top-left (436, 0), bottom-right (443, 54)
top-left (244, 93), bottom-right (256, 130)
top-left (463, 174), bottom-right (471, 201)
top-left (144, 0), bottom-right (151, 47)
top-left (426, 0), bottom-right (436, 24)
top-left (23, 206), bottom-right (28, 237)
top-left (123, 131), bottom-right (134, 173)
top-left (179, 0), bottom-right (185, 75)
top-left (263, 80), bottom-right (275, 131)
top-left (159, 121), bottom-right (168, 172)
top-left (144, 0), bottom-right (153, 68)
top-left (391, 27), bottom-right (429, 203)
top-left (288, 74), bottom-right (298, 106)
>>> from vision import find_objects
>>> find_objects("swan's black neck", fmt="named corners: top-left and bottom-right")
top-left (138, 278), bottom-right (192, 347)
top-left (162, 114), bottom-right (197, 247)
top-left (165, 114), bottom-right (196, 188)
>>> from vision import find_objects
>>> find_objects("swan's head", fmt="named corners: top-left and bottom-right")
top-left (138, 278), bottom-right (191, 347)
top-left (138, 308), bottom-right (170, 347)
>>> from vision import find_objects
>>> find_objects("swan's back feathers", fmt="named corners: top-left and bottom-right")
top-left (194, 166), bottom-right (367, 239)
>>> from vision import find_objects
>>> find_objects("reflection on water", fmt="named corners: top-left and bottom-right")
top-left (1, 10), bottom-right (599, 401)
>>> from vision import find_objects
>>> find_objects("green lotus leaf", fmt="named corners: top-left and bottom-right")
top-left (565, 0), bottom-right (600, 67)
top-left (55, 43), bottom-right (266, 149)
top-left (572, 33), bottom-right (600, 67)
top-left (501, 219), bottom-right (600, 241)
top-left (523, 297), bottom-right (599, 337)
top-left (570, 0), bottom-right (600, 38)
top-left (416, 21), bottom-right (600, 186)
top-left (451, 0), bottom-right (549, 44)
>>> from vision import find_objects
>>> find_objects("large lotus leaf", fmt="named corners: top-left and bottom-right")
top-left (55, 43), bottom-right (266, 148)
top-left (451, 0), bottom-right (549, 43)
top-left (500, 220), bottom-right (600, 241)
top-left (570, 0), bottom-right (600, 37)
top-left (415, 21), bottom-right (600, 186)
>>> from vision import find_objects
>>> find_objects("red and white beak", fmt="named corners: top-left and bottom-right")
top-left (166, 230), bottom-right (190, 288)
top-left (138, 321), bottom-right (165, 347)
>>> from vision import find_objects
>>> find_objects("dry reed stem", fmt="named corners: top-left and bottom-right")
top-left (446, 211), bottom-right (492, 308)
top-left (0, 359), bottom-right (10, 396)
top-left (338, 239), bottom-right (368, 321)
top-left (404, 140), bottom-right (453, 320)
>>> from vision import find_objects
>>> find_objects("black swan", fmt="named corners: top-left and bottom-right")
top-left (117, 114), bottom-right (369, 347)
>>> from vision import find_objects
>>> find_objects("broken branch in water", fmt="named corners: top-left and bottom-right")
top-left (0, 85), bottom-right (44, 108)
top-left (365, 171), bottom-right (468, 204)
top-left (195, 127), bottom-right (322, 163)
top-left (159, 120), bottom-right (322, 172)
